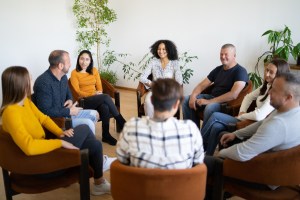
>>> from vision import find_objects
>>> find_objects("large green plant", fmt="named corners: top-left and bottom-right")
top-left (261, 25), bottom-right (300, 63)
top-left (251, 25), bottom-right (300, 89)
top-left (73, 0), bottom-right (117, 69)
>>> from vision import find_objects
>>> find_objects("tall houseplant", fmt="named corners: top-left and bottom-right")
top-left (261, 25), bottom-right (300, 63)
top-left (250, 25), bottom-right (300, 88)
top-left (73, 0), bottom-right (117, 70)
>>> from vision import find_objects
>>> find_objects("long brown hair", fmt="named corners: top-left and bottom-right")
top-left (259, 59), bottom-right (290, 102)
top-left (1, 66), bottom-right (31, 115)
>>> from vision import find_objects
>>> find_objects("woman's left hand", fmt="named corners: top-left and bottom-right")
top-left (95, 91), bottom-right (103, 95)
top-left (61, 129), bottom-right (74, 138)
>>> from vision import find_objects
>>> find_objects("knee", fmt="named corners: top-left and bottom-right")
top-left (90, 110), bottom-right (99, 122)
top-left (75, 124), bottom-right (94, 134)
top-left (103, 94), bottom-right (111, 101)
top-left (98, 104), bottom-right (109, 112)
top-left (210, 112), bottom-right (221, 121)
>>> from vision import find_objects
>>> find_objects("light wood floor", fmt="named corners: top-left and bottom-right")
top-left (0, 89), bottom-right (243, 200)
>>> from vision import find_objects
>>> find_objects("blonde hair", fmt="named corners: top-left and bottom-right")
top-left (1, 66), bottom-right (31, 115)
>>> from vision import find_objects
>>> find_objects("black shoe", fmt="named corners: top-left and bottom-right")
top-left (115, 114), bottom-right (126, 131)
top-left (102, 135), bottom-right (117, 146)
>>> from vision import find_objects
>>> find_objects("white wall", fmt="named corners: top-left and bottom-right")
top-left (1, 0), bottom-right (300, 104)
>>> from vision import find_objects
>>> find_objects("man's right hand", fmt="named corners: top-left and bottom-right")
top-left (189, 96), bottom-right (197, 110)
top-left (220, 133), bottom-right (236, 148)
top-left (69, 101), bottom-right (83, 116)
top-left (64, 100), bottom-right (73, 108)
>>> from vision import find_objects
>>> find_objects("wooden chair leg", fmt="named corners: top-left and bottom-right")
top-left (114, 91), bottom-right (121, 133)
top-left (2, 168), bottom-right (14, 200)
top-left (79, 149), bottom-right (90, 200)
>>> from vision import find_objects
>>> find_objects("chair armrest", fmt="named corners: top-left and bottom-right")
top-left (101, 78), bottom-right (120, 112)
top-left (223, 145), bottom-right (300, 186)
top-left (136, 82), bottom-right (149, 117)
top-left (0, 132), bottom-right (82, 175)
top-left (101, 78), bottom-right (117, 98)
top-left (50, 117), bottom-right (65, 128)
top-left (220, 80), bottom-right (253, 117)
top-left (220, 103), bottom-right (241, 117)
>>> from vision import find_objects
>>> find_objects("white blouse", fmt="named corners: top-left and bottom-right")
top-left (140, 58), bottom-right (183, 88)
top-left (237, 84), bottom-right (274, 121)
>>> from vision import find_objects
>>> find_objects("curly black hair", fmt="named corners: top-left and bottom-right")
top-left (150, 40), bottom-right (178, 60)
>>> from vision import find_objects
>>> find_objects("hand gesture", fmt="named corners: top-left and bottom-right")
top-left (189, 96), bottom-right (197, 110)
top-left (220, 133), bottom-right (236, 148)
top-left (60, 129), bottom-right (74, 138)
top-left (196, 98), bottom-right (210, 106)
top-left (64, 100), bottom-right (73, 108)
top-left (61, 140), bottom-right (78, 150)
top-left (238, 112), bottom-right (246, 116)
top-left (69, 101), bottom-right (83, 116)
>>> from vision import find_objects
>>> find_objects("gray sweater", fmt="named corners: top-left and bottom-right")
top-left (219, 107), bottom-right (300, 161)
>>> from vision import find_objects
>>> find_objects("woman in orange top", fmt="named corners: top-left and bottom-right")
top-left (1, 66), bottom-right (110, 195)
top-left (70, 50), bottom-right (126, 146)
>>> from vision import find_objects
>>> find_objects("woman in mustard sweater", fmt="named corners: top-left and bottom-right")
top-left (1, 66), bottom-right (110, 196)
top-left (70, 50), bottom-right (126, 146)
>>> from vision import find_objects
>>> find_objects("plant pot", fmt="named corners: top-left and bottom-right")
top-left (297, 56), bottom-right (300, 66)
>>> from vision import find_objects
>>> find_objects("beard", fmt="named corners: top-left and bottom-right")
top-left (62, 65), bottom-right (69, 74)
top-left (270, 100), bottom-right (280, 110)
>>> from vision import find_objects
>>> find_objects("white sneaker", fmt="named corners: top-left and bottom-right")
top-left (91, 179), bottom-right (111, 196)
top-left (103, 155), bottom-right (117, 172)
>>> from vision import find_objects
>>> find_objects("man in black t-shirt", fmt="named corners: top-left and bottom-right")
top-left (182, 44), bottom-right (248, 129)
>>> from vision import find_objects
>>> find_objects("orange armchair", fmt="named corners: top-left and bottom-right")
top-left (110, 160), bottom-right (207, 200)
top-left (217, 145), bottom-right (300, 199)
top-left (220, 80), bottom-right (253, 116)
top-left (0, 126), bottom-right (92, 200)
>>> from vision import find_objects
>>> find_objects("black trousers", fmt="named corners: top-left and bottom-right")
top-left (63, 124), bottom-right (103, 178)
top-left (83, 94), bottom-right (119, 125)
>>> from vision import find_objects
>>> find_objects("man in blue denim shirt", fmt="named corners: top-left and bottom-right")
top-left (33, 50), bottom-right (98, 134)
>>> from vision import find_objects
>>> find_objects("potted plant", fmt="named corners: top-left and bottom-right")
top-left (73, 0), bottom-right (119, 84)
top-left (250, 25), bottom-right (300, 88)
top-left (261, 25), bottom-right (300, 63)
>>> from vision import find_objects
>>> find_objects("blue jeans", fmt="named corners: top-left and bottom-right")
top-left (201, 112), bottom-right (239, 155)
top-left (182, 94), bottom-right (221, 129)
top-left (71, 109), bottom-right (98, 134)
